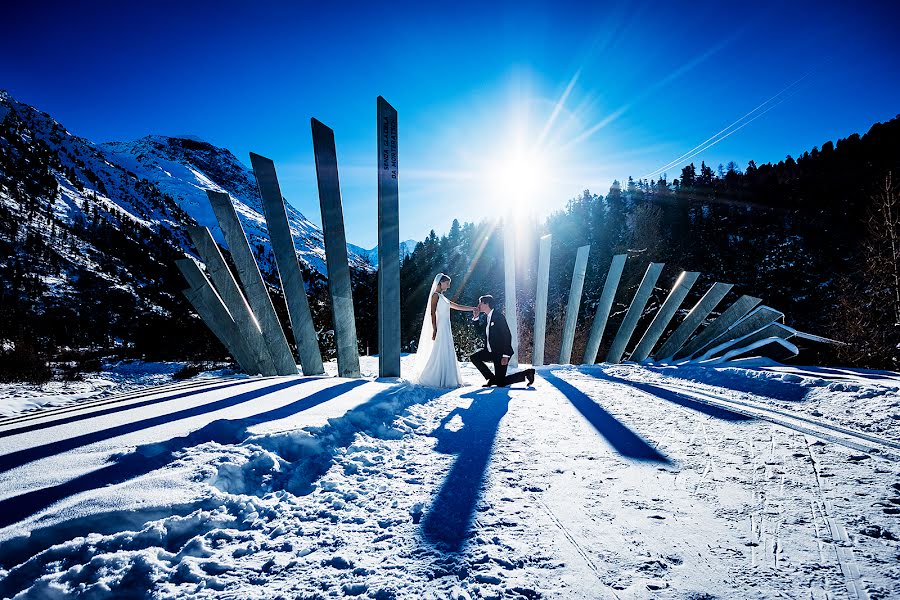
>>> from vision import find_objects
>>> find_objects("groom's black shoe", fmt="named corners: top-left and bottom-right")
top-left (482, 379), bottom-right (495, 387)
top-left (526, 369), bottom-right (535, 386)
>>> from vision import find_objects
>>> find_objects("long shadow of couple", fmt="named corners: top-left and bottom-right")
top-left (421, 387), bottom-right (511, 553)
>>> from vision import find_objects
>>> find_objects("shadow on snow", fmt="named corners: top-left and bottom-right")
top-left (421, 387), bottom-right (511, 553)
top-left (0, 379), bottom-right (365, 531)
top-left (541, 370), bottom-right (671, 464)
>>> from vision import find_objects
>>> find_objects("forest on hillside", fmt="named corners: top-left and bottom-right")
top-left (400, 116), bottom-right (900, 369)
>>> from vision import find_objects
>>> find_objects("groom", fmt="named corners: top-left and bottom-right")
top-left (470, 295), bottom-right (535, 388)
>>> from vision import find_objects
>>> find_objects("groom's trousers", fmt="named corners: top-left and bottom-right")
top-left (470, 348), bottom-right (529, 386)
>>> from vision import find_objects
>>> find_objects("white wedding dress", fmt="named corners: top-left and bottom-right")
top-left (413, 276), bottom-right (463, 388)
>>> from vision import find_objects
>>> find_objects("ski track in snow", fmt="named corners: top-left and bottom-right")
top-left (0, 357), bottom-right (898, 599)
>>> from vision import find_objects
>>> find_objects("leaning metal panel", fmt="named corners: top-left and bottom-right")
top-left (559, 245), bottom-right (591, 364)
top-left (654, 282), bottom-right (733, 361)
top-left (606, 262), bottom-right (665, 364)
top-left (629, 271), bottom-right (700, 363)
top-left (504, 221), bottom-right (520, 368)
top-left (707, 322), bottom-right (796, 360)
top-left (582, 254), bottom-right (627, 365)
top-left (675, 294), bottom-right (762, 360)
top-left (176, 258), bottom-right (259, 374)
top-left (717, 337), bottom-right (799, 363)
top-left (311, 118), bottom-right (362, 378)
top-left (692, 305), bottom-right (784, 361)
top-left (532, 234), bottom-right (552, 367)
top-left (377, 96), bottom-right (401, 378)
top-left (206, 190), bottom-right (298, 376)
top-left (251, 153), bottom-right (325, 376)
top-left (187, 225), bottom-right (278, 376)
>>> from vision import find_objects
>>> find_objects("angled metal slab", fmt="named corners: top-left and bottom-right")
top-left (713, 337), bottom-right (799, 363)
top-left (251, 153), bottom-right (325, 376)
top-left (706, 322), bottom-right (796, 360)
top-left (505, 223), bottom-right (520, 368)
top-left (206, 190), bottom-right (298, 376)
top-left (692, 305), bottom-right (784, 361)
top-left (186, 225), bottom-right (278, 376)
top-left (176, 258), bottom-right (259, 375)
top-left (629, 271), bottom-right (700, 362)
top-left (311, 118), bottom-right (361, 378)
top-left (532, 234), bottom-right (552, 367)
top-left (606, 262), bottom-right (664, 363)
top-left (675, 294), bottom-right (762, 360)
top-left (559, 245), bottom-right (590, 364)
top-left (654, 282), bottom-right (733, 361)
top-left (376, 96), bottom-right (401, 378)
top-left (582, 254), bottom-right (627, 365)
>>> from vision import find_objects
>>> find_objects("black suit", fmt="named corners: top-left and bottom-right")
top-left (469, 310), bottom-right (530, 386)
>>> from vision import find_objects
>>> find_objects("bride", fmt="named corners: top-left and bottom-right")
top-left (414, 273), bottom-right (477, 388)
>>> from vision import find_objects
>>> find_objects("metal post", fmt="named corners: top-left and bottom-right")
top-left (311, 118), bottom-right (361, 378)
top-left (186, 225), bottom-right (278, 376)
top-left (629, 271), bottom-right (700, 362)
top-left (674, 294), bottom-right (761, 360)
top-left (606, 262), bottom-right (664, 364)
top-left (377, 96), bottom-right (401, 378)
top-left (582, 254), bottom-right (627, 364)
top-left (206, 190), bottom-right (298, 375)
top-left (250, 153), bottom-right (325, 376)
top-left (559, 245), bottom-right (591, 364)
top-left (692, 305), bottom-right (784, 361)
top-left (532, 234), bottom-right (552, 367)
top-left (654, 282), bottom-right (733, 361)
top-left (504, 221), bottom-right (519, 368)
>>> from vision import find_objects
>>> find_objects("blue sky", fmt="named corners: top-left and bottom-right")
top-left (3, 1), bottom-right (899, 247)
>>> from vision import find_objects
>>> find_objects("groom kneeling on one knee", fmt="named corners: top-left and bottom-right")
top-left (470, 295), bottom-right (535, 388)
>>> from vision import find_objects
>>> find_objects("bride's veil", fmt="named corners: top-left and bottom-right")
top-left (414, 273), bottom-right (447, 375)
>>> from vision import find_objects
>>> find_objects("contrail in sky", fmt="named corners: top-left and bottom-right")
top-left (641, 72), bottom-right (812, 180)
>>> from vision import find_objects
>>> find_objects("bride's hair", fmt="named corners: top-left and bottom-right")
top-left (439, 274), bottom-right (451, 284)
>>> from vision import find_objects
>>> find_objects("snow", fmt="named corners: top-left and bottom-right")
top-left (1, 357), bottom-right (898, 598)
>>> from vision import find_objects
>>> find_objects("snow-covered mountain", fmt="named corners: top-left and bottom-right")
top-left (0, 90), bottom-right (374, 286)
top-left (100, 135), bottom-right (374, 275)
top-left (0, 90), bottom-right (389, 364)
top-left (354, 239), bottom-right (418, 267)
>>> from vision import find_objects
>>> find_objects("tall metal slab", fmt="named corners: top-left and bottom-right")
top-left (582, 254), bottom-right (627, 365)
top-left (206, 190), bottom-right (298, 376)
top-left (250, 153), bottom-right (325, 376)
top-left (559, 245), bottom-right (591, 364)
top-left (675, 294), bottom-right (762, 359)
top-left (693, 305), bottom-right (784, 361)
top-left (376, 96), bottom-right (401, 378)
top-left (629, 271), bottom-right (700, 362)
top-left (186, 225), bottom-right (278, 377)
top-left (311, 118), bottom-right (361, 378)
top-left (176, 258), bottom-right (258, 374)
top-left (532, 234), bottom-right (552, 367)
top-left (504, 222), bottom-right (519, 368)
top-left (606, 262), bottom-right (664, 364)
top-left (654, 282), bottom-right (733, 361)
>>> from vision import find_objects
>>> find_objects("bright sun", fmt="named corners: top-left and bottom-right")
top-left (487, 146), bottom-right (549, 212)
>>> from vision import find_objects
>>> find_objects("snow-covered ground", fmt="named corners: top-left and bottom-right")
top-left (1, 357), bottom-right (898, 599)
top-left (0, 361), bottom-right (236, 418)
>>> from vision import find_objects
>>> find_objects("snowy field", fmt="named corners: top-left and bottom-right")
top-left (1, 356), bottom-right (899, 599)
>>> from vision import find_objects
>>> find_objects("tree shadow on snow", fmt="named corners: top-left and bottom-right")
top-left (421, 387), bottom-right (511, 553)
top-left (0, 379), bottom-right (366, 531)
top-left (541, 371), bottom-right (670, 464)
